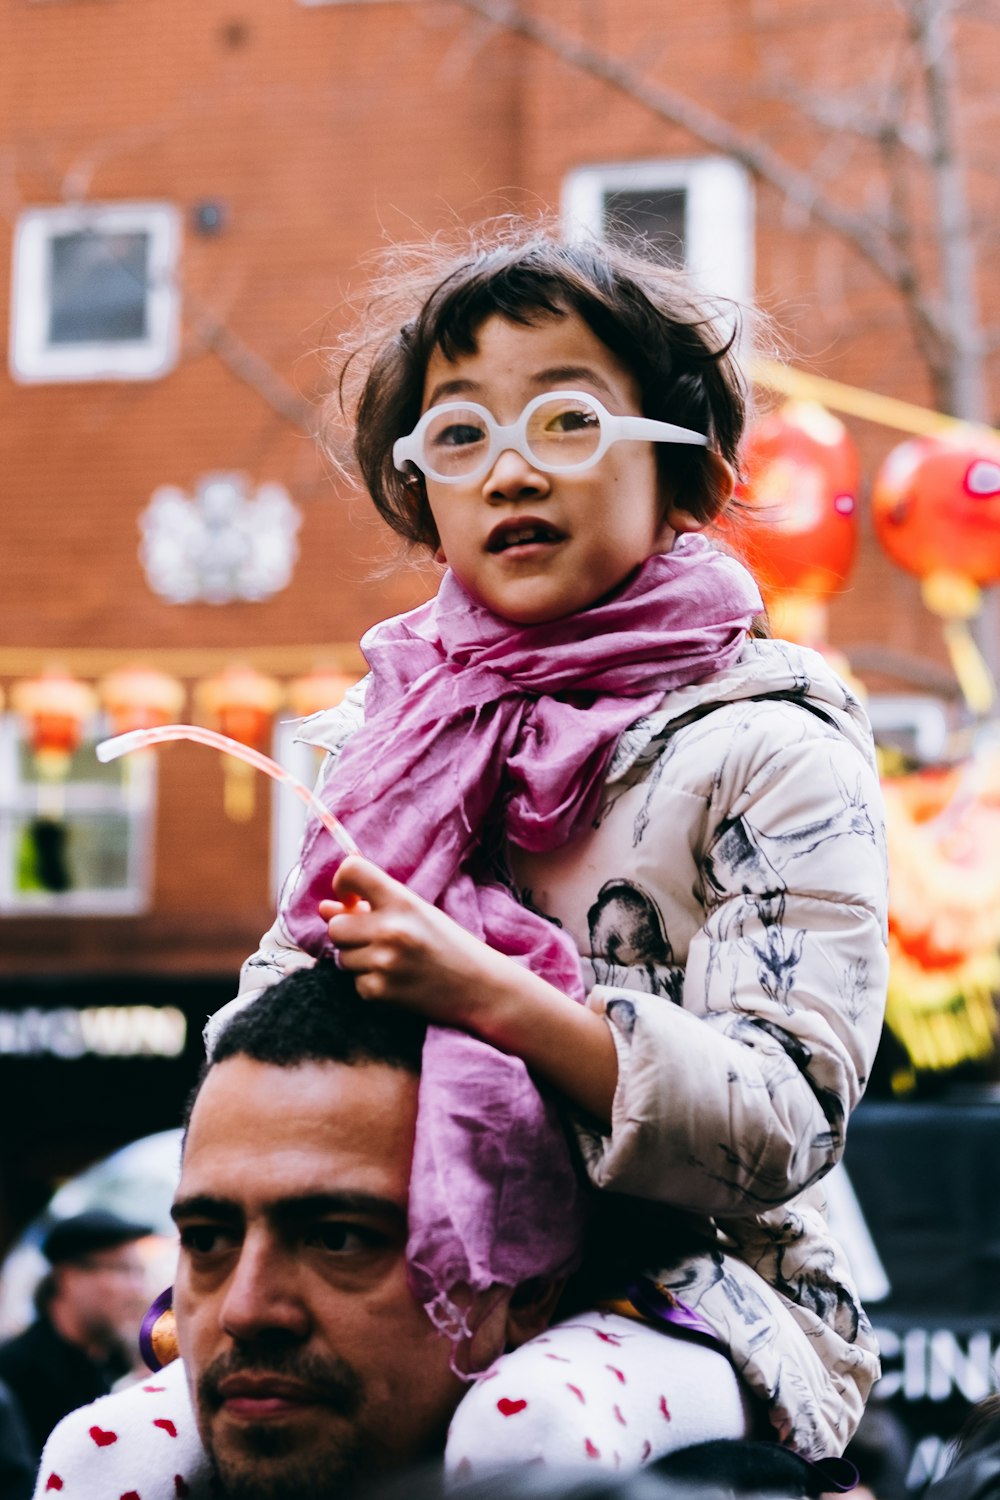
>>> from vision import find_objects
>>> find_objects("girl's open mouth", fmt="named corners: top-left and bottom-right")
top-left (486, 519), bottom-right (565, 553)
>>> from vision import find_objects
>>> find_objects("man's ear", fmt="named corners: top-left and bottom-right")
top-left (457, 1278), bottom-right (565, 1376)
top-left (664, 451), bottom-right (736, 536)
top-left (503, 1276), bottom-right (565, 1351)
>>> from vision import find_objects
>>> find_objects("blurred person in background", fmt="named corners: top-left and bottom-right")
top-left (917, 1394), bottom-right (1000, 1500)
top-left (0, 1210), bottom-right (151, 1459)
top-left (835, 1403), bottom-right (912, 1500)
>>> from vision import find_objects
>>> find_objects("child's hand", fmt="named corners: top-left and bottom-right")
top-left (319, 856), bottom-right (515, 1030)
top-left (320, 856), bottom-right (619, 1120)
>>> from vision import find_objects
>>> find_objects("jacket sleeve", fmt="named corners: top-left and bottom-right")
top-left (575, 704), bottom-right (889, 1219)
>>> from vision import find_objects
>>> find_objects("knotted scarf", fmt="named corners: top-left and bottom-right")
top-left (285, 534), bottom-right (763, 1331)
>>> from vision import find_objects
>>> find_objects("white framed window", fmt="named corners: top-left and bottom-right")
top-left (562, 157), bottom-right (754, 306)
top-left (0, 716), bottom-right (155, 914)
top-left (10, 202), bottom-right (181, 383)
top-left (866, 694), bottom-right (950, 763)
top-left (270, 719), bottom-right (322, 903)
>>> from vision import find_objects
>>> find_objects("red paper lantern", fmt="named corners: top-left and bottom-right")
top-left (11, 670), bottom-right (97, 779)
top-left (195, 665), bottom-right (282, 750)
top-left (98, 665), bottom-right (185, 737)
top-left (734, 400), bottom-right (859, 643)
top-left (872, 434), bottom-right (1000, 589)
top-left (194, 665), bottom-right (283, 820)
top-left (872, 434), bottom-right (1000, 713)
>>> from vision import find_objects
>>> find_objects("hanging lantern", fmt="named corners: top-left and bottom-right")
top-left (11, 670), bottom-right (97, 780)
top-left (194, 665), bottom-right (283, 821)
top-left (872, 434), bottom-right (1000, 714)
top-left (735, 400), bottom-right (859, 645)
top-left (98, 665), bottom-right (186, 737)
top-left (286, 668), bottom-right (359, 721)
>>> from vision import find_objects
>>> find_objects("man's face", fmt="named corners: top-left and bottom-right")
top-left (172, 1055), bottom-right (471, 1500)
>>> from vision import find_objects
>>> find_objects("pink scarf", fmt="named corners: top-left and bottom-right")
top-left (286, 536), bottom-right (762, 1327)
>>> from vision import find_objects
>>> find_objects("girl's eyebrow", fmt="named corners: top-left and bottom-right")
top-left (528, 365), bottom-right (617, 398)
top-left (425, 366), bottom-right (617, 408)
top-left (425, 376), bottom-right (479, 406)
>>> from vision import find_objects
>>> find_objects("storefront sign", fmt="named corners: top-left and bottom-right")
top-left (0, 1005), bottom-right (187, 1058)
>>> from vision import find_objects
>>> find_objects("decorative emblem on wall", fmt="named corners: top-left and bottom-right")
top-left (138, 472), bottom-right (301, 604)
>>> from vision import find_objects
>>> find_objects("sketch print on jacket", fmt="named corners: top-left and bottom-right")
top-left (227, 633), bottom-right (889, 1460)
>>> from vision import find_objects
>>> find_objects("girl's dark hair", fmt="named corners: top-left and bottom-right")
top-left (333, 224), bottom-right (749, 550)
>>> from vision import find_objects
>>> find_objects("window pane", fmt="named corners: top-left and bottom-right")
top-left (13, 813), bottom-right (132, 895)
top-left (16, 739), bottom-right (124, 788)
top-left (47, 230), bottom-right (150, 344)
top-left (602, 189), bottom-right (687, 266)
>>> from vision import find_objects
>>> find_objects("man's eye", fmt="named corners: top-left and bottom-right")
top-left (306, 1222), bottom-right (377, 1254)
top-left (433, 423), bottom-right (486, 449)
top-left (179, 1225), bottom-right (235, 1255)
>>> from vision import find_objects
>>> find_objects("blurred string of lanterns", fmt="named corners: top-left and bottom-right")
top-left (5, 662), bottom-right (360, 828)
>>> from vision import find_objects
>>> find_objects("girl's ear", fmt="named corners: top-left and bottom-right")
top-left (664, 451), bottom-right (736, 535)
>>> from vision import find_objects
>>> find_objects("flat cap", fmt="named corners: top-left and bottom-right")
top-left (42, 1209), bottom-right (153, 1265)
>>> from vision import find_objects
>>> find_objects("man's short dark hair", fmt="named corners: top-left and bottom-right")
top-left (185, 960), bottom-right (426, 1129)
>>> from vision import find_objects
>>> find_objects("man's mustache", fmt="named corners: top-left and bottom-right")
top-left (198, 1346), bottom-right (363, 1418)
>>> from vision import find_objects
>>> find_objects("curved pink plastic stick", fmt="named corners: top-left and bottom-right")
top-left (96, 723), bottom-right (361, 859)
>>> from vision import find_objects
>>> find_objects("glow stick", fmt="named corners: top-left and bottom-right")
top-left (96, 723), bottom-right (361, 859)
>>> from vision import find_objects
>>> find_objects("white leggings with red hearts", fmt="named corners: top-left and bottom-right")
top-left (444, 1308), bottom-right (755, 1477)
top-left (33, 1311), bottom-right (754, 1498)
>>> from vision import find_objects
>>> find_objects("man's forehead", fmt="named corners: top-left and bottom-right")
top-left (179, 1054), bottom-right (419, 1204)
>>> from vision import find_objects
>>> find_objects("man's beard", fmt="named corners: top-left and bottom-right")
top-left (197, 1345), bottom-right (366, 1500)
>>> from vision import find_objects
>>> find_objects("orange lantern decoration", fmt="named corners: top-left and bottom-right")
top-left (194, 664), bottom-right (283, 821)
top-left (98, 665), bottom-right (186, 737)
top-left (735, 400), bottom-right (859, 646)
top-left (872, 434), bottom-right (1000, 713)
top-left (286, 668), bottom-right (359, 722)
top-left (11, 670), bottom-right (97, 781)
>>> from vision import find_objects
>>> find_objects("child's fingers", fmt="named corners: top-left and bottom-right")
top-left (318, 897), bottom-right (371, 919)
top-left (321, 904), bottom-right (379, 952)
top-left (331, 854), bottom-right (404, 907)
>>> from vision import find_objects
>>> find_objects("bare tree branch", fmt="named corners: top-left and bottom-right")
top-left (874, 72), bottom-right (954, 393)
top-left (182, 286), bottom-right (317, 435)
top-left (452, 0), bottom-right (993, 426)
top-left (905, 0), bottom-right (988, 420)
top-left (451, 0), bottom-right (915, 293)
top-left (770, 78), bottom-right (931, 159)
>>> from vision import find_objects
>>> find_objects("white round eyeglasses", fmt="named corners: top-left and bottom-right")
top-left (392, 389), bottom-right (708, 485)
